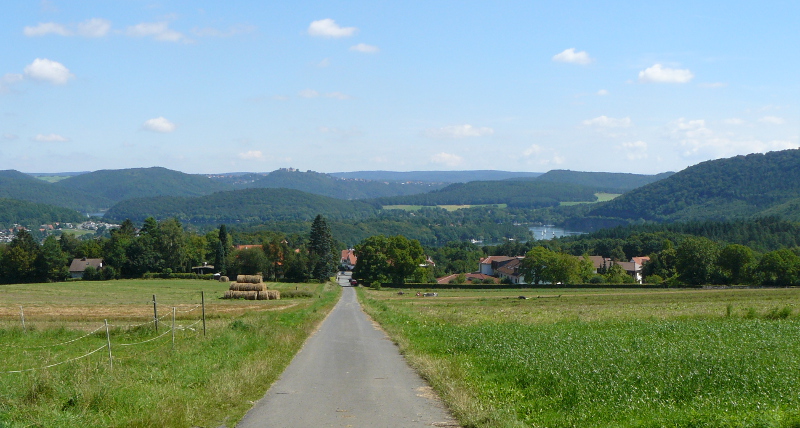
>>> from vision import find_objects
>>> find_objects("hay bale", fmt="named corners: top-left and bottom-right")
top-left (230, 282), bottom-right (266, 292)
top-left (237, 274), bottom-right (263, 284)
top-left (267, 290), bottom-right (280, 300)
top-left (219, 276), bottom-right (229, 282)
top-left (223, 290), bottom-right (258, 300)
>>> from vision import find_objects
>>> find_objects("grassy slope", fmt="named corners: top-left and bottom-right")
top-left (360, 287), bottom-right (800, 428)
top-left (0, 279), bottom-right (340, 427)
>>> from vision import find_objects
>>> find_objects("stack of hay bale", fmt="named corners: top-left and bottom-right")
top-left (223, 274), bottom-right (280, 300)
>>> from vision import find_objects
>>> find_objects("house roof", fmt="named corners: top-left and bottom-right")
top-left (631, 256), bottom-right (650, 265)
top-left (495, 258), bottom-right (522, 277)
top-left (479, 256), bottom-right (515, 265)
top-left (69, 258), bottom-right (104, 273)
top-left (341, 249), bottom-right (357, 265)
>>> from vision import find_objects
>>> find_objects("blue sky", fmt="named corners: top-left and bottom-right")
top-left (1, 0), bottom-right (797, 175)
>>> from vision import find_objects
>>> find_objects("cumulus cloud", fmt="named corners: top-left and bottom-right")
top-left (430, 152), bottom-right (464, 167)
top-left (760, 116), bottom-right (785, 125)
top-left (238, 150), bottom-right (263, 160)
top-left (24, 58), bottom-right (74, 85)
top-left (77, 18), bottom-right (111, 37)
top-left (33, 133), bottom-right (69, 142)
top-left (142, 117), bottom-right (176, 133)
top-left (638, 64), bottom-right (694, 83)
top-left (308, 19), bottom-right (357, 38)
top-left (23, 22), bottom-right (69, 36)
top-left (127, 22), bottom-right (188, 43)
top-left (350, 43), bottom-right (379, 53)
top-left (425, 124), bottom-right (494, 139)
top-left (552, 48), bottom-right (593, 65)
top-left (582, 116), bottom-right (632, 128)
top-left (668, 117), bottom-right (798, 159)
top-left (597, 89), bottom-right (609, 96)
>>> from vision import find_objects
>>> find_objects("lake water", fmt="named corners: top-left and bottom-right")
top-left (529, 226), bottom-right (584, 240)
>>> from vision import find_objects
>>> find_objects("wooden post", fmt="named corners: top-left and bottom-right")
top-left (152, 294), bottom-right (158, 332)
top-left (19, 306), bottom-right (25, 332)
top-left (171, 307), bottom-right (176, 350)
top-left (201, 291), bottom-right (206, 337)
top-left (105, 319), bottom-right (113, 371)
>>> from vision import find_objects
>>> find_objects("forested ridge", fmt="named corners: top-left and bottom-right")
top-left (519, 169), bottom-right (674, 193)
top-left (0, 170), bottom-right (111, 212)
top-left (0, 198), bottom-right (86, 228)
top-left (372, 180), bottom-right (598, 208)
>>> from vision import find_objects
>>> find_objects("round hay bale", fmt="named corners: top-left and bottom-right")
top-left (224, 290), bottom-right (259, 300)
top-left (267, 290), bottom-right (280, 300)
top-left (230, 283), bottom-right (266, 292)
top-left (219, 276), bottom-right (229, 282)
top-left (236, 274), bottom-right (263, 284)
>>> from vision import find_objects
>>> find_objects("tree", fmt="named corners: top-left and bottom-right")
top-left (228, 248), bottom-right (270, 277)
top-left (214, 224), bottom-right (230, 275)
top-left (520, 246), bottom-right (553, 286)
top-left (38, 235), bottom-right (69, 282)
top-left (308, 215), bottom-right (337, 281)
top-left (0, 230), bottom-right (42, 283)
top-left (353, 234), bottom-right (425, 285)
top-left (546, 252), bottom-right (580, 285)
top-left (676, 237), bottom-right (719, 285)
top-left (716, 244), bottom-right (755, 284)
top-left (757, 249), bottom-right (800, 286)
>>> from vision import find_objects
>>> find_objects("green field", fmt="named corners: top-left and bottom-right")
top-left (0, 279), bottom-right (339, 427)
top-left (360, 287), bottom-right (800, 427)
top-left (32, 176), bottom-right (71, 183)
top-left (560, 192), bottom-right (621, 206)
top-left (383, 204), bottom-right (508, 211)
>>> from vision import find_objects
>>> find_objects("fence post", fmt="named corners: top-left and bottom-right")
top-left (105, 319), bottom-right (113, 371)
top-left (153, 294), bottom-right (158, 332)
top-left (201, 291), bottom-right (206, 337)
top-left (171, 307), bottom-right (176, 350)
top-left (19, 306), bottom-right (25, 332)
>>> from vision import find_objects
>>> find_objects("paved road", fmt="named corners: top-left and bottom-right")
top-left (236, 274), bottom-right (459, 427)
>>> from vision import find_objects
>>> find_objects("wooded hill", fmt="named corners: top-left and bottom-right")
top-left (212, 169), bottom-right (446, 199)
top-left (586, 149), bottom-right (800, 223)
top-left (55, 167), bottom-right (230, 204)
top-left (0, 198), bottom-right (86, 228)
top-left (0, 170), bottom-right (111, 212)
top-left (371, 181), bottom-right (599, 208)
top-left (103, 188), bottom-right (379, 224)
top-left (330, 170), bottom-right (543, 183)
top-left (517, 170), bottom-right (675, 193)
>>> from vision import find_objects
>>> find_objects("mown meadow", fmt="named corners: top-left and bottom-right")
top-left (0, 279), bottom-right (340, 427)
top-left (360, 287), bottom-right (800, 427)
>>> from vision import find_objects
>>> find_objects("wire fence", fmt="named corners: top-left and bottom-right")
top-left (0, 292), bottom-right (208, 374)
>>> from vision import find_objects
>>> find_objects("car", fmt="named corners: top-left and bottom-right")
top-left (349, 278), bottom-right (358, 286)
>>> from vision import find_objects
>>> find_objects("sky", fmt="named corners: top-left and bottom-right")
top-left (1, 0), bottom-right (798, 175)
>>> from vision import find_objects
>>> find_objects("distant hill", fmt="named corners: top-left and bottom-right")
top-left (514, 170), bottom-right (674, 193)
top-left (211, 169), bottom-right (446, 199)
top-left (0, 170), bottom-right (111, 212)
top-left (0, 198), bottom-right (85, 228)
top-left (330, 170), bottom-right (543, 183)
top-left (586, 149), bottom-right (800, 222)
top-left (55, 167), bottom-right (232, 204)
top-left (372, 181), bottom-right (598, 208)
top-left (103, 188), bottom-right (378, 224)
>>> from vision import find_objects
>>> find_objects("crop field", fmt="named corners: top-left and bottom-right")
top-left (360, 287), bottom-right (800, 427)
top-left (383, 204), bottom-right (508, 212)
top-left (560, 192), bottom-right (621, 206)
top-left (0, 279), bottom-right (339, 427)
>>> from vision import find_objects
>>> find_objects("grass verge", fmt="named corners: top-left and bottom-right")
top-left (359, 287), bottom-right (800, 427)
top-left (0, 279), bottom-right (340, 427)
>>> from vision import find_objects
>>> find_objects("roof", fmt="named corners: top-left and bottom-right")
top-left (69, 258), bottom-right (104, 273)
top-left (495, 258), bottom-right (522, 277)
top-left (479, 256), bottom-right (515, 265)
top-left (341, 249), bottom-right (357, 265)
top-left (631, 256), bottom-right (650, 265)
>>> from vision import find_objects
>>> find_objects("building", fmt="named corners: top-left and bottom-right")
top-left (340, 249), bottom-right (357, 271)
top-left (69, 258), bottom-right (104, 279)
top-left (478, 256), bottom-right (521, 276)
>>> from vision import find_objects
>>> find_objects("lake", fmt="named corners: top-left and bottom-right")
top-left (529, 225), bottom-right (584, 240)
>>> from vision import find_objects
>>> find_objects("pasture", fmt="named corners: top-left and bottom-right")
top-left (360, 287), bottom-right (800, 427)
top-left (0, 279), bottom-right (339, 427)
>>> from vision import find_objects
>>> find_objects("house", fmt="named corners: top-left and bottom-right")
top-left (586, 256), bottom-right (646, 283)
top-left (436, 272), bottom-right (499, 285)
top-left (191, 262), bottom-right (215, 275)
top-left (340, 249), bottom-right (357, 271)
top-left (478, 256), bottom-right (521, 276)
top-left (69, 258), bottom-right (104, 279)
top-left (495, 258), bottom-right (525, 284)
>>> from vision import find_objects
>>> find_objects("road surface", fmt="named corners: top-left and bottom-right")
top-left (235, 274), bottom-right (459, 427)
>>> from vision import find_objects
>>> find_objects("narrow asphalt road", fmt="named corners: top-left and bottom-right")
top-left (235, 274), bottom-right (459, 427)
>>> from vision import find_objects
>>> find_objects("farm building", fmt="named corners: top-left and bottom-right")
top-left (69, 257), bottom-right (105, 279)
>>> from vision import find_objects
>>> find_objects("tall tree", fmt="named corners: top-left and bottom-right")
top-left (39, 235), bottom-right (69, 282)
top-left (717, 244), bottom-right (755, 284)
top-left (215, 224), bottom-right (230, 275)
top-left (0, 229), bottom-right (42, 283)
top-left (520, 246), bottom-right (553, 286)
top-left (676, 237), bottom-right (719, 285)
top-left (308, 214), bottom-right (337, 281)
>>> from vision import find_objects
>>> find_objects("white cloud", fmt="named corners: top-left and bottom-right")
top-left (24, 22), bottom-right (70, 36)
top-left (142, 117), bottom-right (176, 133)
top-left (77, 18), bottom-right (111, 37)
top-left (430, 152), bottom-right (464, 167)
top-left (597, 89), bottom-right (609, 96)
top-left (2, 73), bottom-right (23, 84)
top-left (425, 124), bottom-right (494, 139)
top-left (350, 43), bottom-right (379, 53)
top-left (127, 22), bottom-right (188, 43)
top-left (308, 19), bottom-right (357, 38)
top-left (552, 48), bottom-right (592, 65)
top-left (23, 58), bottom-right (74, 85)
top-left (33, 133), bottom-right (69, 142)
top-left (521, 144), bottom-right (564, 165)
top-left (298, 89), bottom-right (319, 98)
top-left (668, 117), bottom-right (798, 158)
top-left (523, 144), bottom-right (543, 156)
top-left (238, 150), bottom-right (263, 160)
top-left (638, 64), bottom-right (694, 83)
top-left (722, 118), bottom-right (745, 125)
top-left (760, 116), bottom-right (785, 125)
top-left (619, 141), bottom-right (648, 160)
top-left (582, 116), bottom-right (632, 128)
